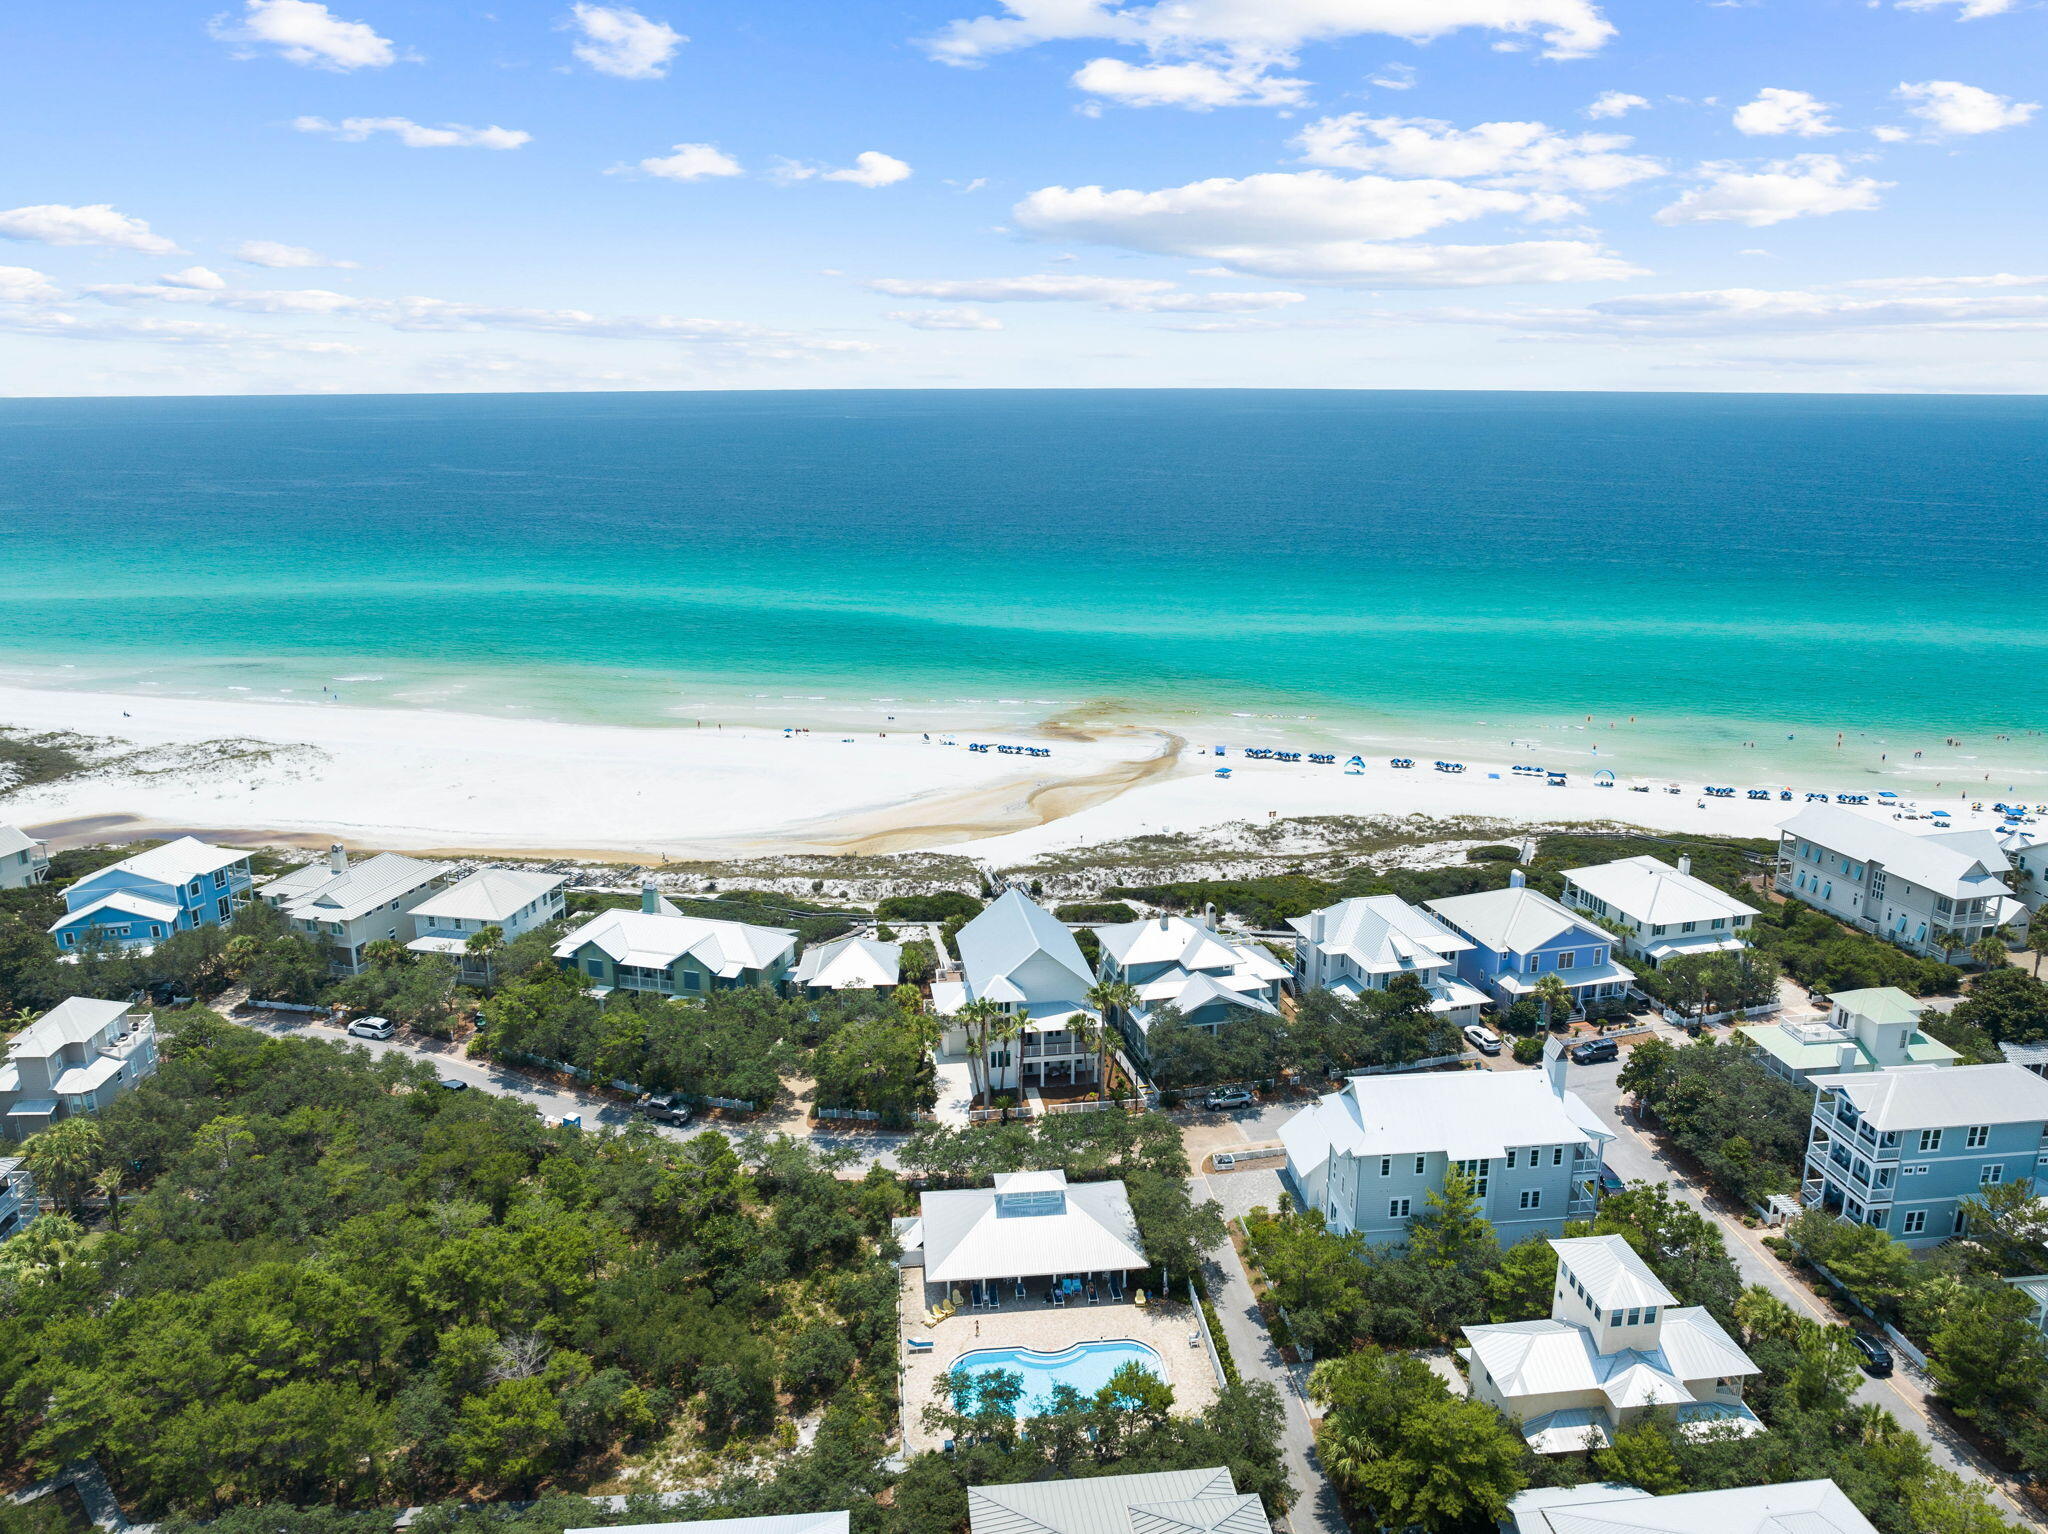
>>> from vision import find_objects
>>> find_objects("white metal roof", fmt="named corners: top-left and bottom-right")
top-left (792, 935), bottom-right (901, 990)
top-left (8, 998), bottom-right (138, 1058)
top-left (568, 1516), bottom-right (849, 1534)
top-left (968, 1468), bottom-right (1266, 1534)
top-left (264, 852), bottom-right (453, 924)
top-left (554, 906), bottom-right (797, 978)
top-left (54, 892), bottom-right (181, 929)
top-left (410, 868), bottom-right (565, 923)
top-left (1463, 1308), bottom-right (1756, 1401)
top-left (919, 1172), bottom-right (1147, 1284)
top-left (1563, 856), bottom-right (1758, 927)
top-left (1426, 885), bottom-right (1605, 956)
top-left (1825, 986), bottom-right (1923, 1027)
top-left (1494, 958), bottom-right (1635, 996)
top-left (0, 825), bottom-right (39, 858)
top-left (76, 836), bottom-right (247, 889)
top-left (1813, 1062), bottom-right (2048, 1131)
top-left (52, 1054), bottom-right (128, 1096)
top-left (1279, 1069), bottom-right (1611, 1177)
top-left (1287, 895), bottom-right (1472, 973)
top-left (1778, 805), bottom-right (2014, 900)
top-left (1553, 1235), bottom-right (1677, 1310)
top-left (954, 891), bottom-right (1096, 1009)
top-left (1097, 915), bottom-right (1250, 971)
top-left (1511, 1482), bottom-right (1873, 1534)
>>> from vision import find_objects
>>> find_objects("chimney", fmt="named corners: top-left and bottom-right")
top-left (1203, 901), bottom-right (1218, 931)
top-left (1510, 868), bottom-right (1527, 889)
top-left (1678, 855), bottom-right (1693, 876)
top-left (640, 880), bottom-right (661, 915)
top-left (1543, 1035), bottom-right (1569, 1098)
top-left (328, 843), bottom-right (347, 875)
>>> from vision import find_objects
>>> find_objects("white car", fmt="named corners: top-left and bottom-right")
top-left (346, 1016), bottom-right (396, 1040)
top-left (1462, 1023), bottom-right (1502, 1056)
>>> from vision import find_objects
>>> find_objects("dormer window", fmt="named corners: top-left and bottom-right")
top-left (1643, 1307), bottom-right (1657, 1324)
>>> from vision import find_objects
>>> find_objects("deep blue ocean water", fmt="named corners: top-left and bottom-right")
top-left (0, 389), bottom-right (2042, 783)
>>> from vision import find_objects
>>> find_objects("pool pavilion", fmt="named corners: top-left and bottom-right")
top-left (905, 1169), bottom-right (1150, 1313)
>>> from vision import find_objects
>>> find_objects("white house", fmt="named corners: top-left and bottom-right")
top-left (793, 935), bottom-right (902, 995)
top-left (1427, 875), bottom-right (1636, 1014)
top-left (1776, 805), bottom-right (2027, 959)
top-left (906, 1168), bottom-right (1149, 1306)
top-left (1, 997), bottom-right (158, 1137)
top-left (1739, 985), bottom-right (1958, 1084)
top-left (935, 891), bottom-right (1104, 1097)
top-left (1094, 914), bottom-right (1291, 1054)
top-left (2000, 823), bottom-right (2048, 923)
top-left (1286, 895), bottom-right (1490, 1026)
top-left (260, 846), bottom-right (456, 975)
top-left (1281, 1054), bottom-right (1611, 1246)
top-left (0, 825), bottom-right (49, 890)
top-left (968, 1467), bottom-right (1271, 1534)
top-left (1505, 1480), bottom-right (1875, 1534)
top-left (405, 868), bottom-right (567, 982)
top-left (1463, 1234), bottom-right (1764, 1454)
top-left (1559, 855), bottom-right (1757, 970)
top-left (553, 886), bottom-right (797, 997)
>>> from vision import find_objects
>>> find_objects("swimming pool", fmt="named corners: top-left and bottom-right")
top-left (950, 1339), bottom-right (1165, 1412)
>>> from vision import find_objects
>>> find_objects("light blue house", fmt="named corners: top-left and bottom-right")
top-left (1093, 914), bottom-right (1291, 1058)
top-left (49, 836), bottom-right (254, 952)
top-left (551, 884), bottom-right (796, 998)
top-left (1803, 1063), bottom-right (2048, 1244)
top-left (1426, 873), bottom-right (1636, 1015)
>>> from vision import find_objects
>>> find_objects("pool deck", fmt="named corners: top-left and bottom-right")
top-left (895, 1268), bottom-right (1221, 1451)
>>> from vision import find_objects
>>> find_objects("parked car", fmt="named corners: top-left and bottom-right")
top-left (437, 1079), bottom-right (469, 1092)
top-left (1462, 1023), bottom-right (1502, 1056)
top-left (1599, 1167), bottom-right (1626, 1197)
top-left (1204, 1086), bottom-right (1256, 1111)
top-left (633, 1092), bottom-right (695, 1127)
top-left (346, 1016), bottom-right (396, 1040)
top-left (1570, 1037), bottom-right (1620, 1065)
top-left (1850, 1333), bottom-right (1894, 1376)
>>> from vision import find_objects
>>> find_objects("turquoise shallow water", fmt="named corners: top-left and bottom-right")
top-left (0, 389), bottom-right (2043, 787)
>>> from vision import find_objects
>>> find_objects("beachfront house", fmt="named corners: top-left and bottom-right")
top-left (1462, 1234), bottom-right (1765, 1454)
top-left (793, 934), bottom-right (902, 995)
top-left (0, 1158), bottom-right (36, 1240)
top-left (1, 997), bottom-right (158, 1138)
top-left (1776, 805), bottom-right (2028, 960)
top-left (1286, 895), bottom-right (1491, 1027)
top-left (553, 884), bottom-right (796, 997)
top-left (568, 1515), bottom-right (847, 1534)
top-left (49, 836), bottom-right (254, 952)
top-left (2000, 823), bottom-right (2048, 923)
top-left (1803, 1062), bottom-right (2048, 1243)
top-left (1426, 873), bottom-right (1636, 1016)
top-left (933, 890), bottom-right (1105, 1099)
top-left (0, 825), bottom-right (49, 890)
top-left (904, 1167), bottom-right (1149, 1309)
top-left (1739, 986), bottom-right (1957, 1084)
top-left (1280, 1053), bottom-right (1610, 1246)
top-left (1505, 1480), bottom-right (1874, 1534)
top-left (1559, 855), bottom-right (1757, 971)
top-left (405, 867), bottom-right (567, 983)
top-left (1093, 914), bottom-right (1291, 1058)
top-left (259, 846), bottom-right (456, 976)
top-left (967, 1467), bottom-right (1272, 1534)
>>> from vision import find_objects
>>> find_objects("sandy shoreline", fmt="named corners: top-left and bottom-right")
top-left (0, 680), bottom-right (2017, 863)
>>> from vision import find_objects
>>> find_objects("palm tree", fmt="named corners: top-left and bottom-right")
top-left (91, 1165), bottom-right (125, 1230)
top-left (1084, 978), bottom-right (1139, 1095)
top-left (23, 1117), bottom-right (106, 1216)
top-left (989, 1010), bottom-right (1026, 1112)
top-left (2030, 924), bottom-right (2048, 978)
top-left (1533, 973), bottom-right (1575, 1030)
top-left (1972, 929), bottom-right (2012, 970)
top-left (464, 923), bottom-right (505, 988)
top-left (223, 933), bottom-right (262, 979)
top-left (1930, 928), bottom-right (1966, 964)
top-left (955, 997), bottom-right (1003, 1103)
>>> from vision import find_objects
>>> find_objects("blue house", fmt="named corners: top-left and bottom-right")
top-left (49, 836), bottom-right (254, 952)
top-left (1426, 872), bottom-right (1636, 1016)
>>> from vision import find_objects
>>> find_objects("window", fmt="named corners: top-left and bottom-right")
top-left (188, 880), bottom-right (201, 895)
top-left (1389, 1199), bottom-right (1411, 1219)
top-left (1919, 1129), bottom-right (1944, 1152)
top-left (150, 925), bottom-right (164, 938)
top-left (584, 958), bottom-right (603, 977)
top-left (1527, 954), bottom-right (1543, 973)
top-left (1623, 1307), bottom-right (1640, 1325)
top-left (1902, 1210), bottom-right (1927, 1235)
top-left (1414, 1155), bottom-right (1426, 1174)
top-left (1966, 1125), bottom-right (1990, 1149)
top-left (1455, 1158), bottom-right (1491, 1196)
top-left (682, 971), bottom-right (702, 991)
top-left (1519, 1189), bottom-right (1542, 1210)
top-left (212, 870), bottom-right (227, 888)
top-left (1593, 947), bottom-right (1606, 965)
top-left (1681, 921), bottom-right (1697, 934)
top-left (1554, 1146), bottom-right (1566, 1166)
top-left (1557, 951), bottom-right (1576, 970)
top-left (1642, 1307), bottom-right (1658, 1324)
top-left (1380, 1157), bottom-right (1392, 1176)
top-left (1981, 1164), bottom-right (2005, 1185)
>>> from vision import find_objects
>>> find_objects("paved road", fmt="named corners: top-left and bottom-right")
top-left (228, 1009), bottom-right (913, 1170)
top-left (1568, 1053), bottom-right (2042, 1528)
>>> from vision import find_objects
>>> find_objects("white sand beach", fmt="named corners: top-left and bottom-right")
top-left (0, 681), bottom-right (1846, 862)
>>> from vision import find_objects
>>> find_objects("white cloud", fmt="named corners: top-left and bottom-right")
top-left (1012, 170), bottom-right (1643, 285)
top-left (1071, 57), bottom-right (1308, 109)
top-left (1896, 0), bottom-right (2016, 17)
top-left (1731, 88), bottom-right (1840, 137)
top-left (1369, 62), bottom-right (1417, 90)
top-left (1293, 113), bottom-right (1662, 193)
top-left (567, 4), bottom-right (684, 79)
top-left (1841, 272), bottom-right (2048, 289)
top-left (1870, 125), bottom-right (1912, 143)
top-left (161, 266), bottom-right (228, 290)
top-left (620, 143), bottom-right (745, 181)
top-left (824, 151), bottom-right (914, 187)
top-left (1442, 284), bottom-right (2048, 337)
top-left (923, 0), bottom-right (1618, 67)
top-left (0, 203), bottom-right (180, 254)
top-left (888, 307), bottom-right (1005, 330)
top-left (864, 273), bottom-right (1303, 310)
top-left (292, 116), bottom-right (531, 149)
top-left (232, 239), bottom-right (357, 268)
top-left (1585, 90), bottom-right (1647, 119)
top-left (1136, 289), bottom-right (1306, 312)
top-left (1896, 80), bottom-right (2037, 135)
top-left (209, 0), bottom-right (400, 70)
top-left (0, 267), bottom-right (61, 303)
top-left (1653, 155), bottom-right (1888, 227)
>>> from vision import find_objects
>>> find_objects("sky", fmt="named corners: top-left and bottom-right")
top-left (1, 0), bottom-right (2043, 397)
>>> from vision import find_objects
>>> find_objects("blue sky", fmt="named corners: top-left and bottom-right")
top-left (2, 0), bottom-right (2041, 395)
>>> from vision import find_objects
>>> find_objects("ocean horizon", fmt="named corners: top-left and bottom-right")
top-left (4, 388), bottom-right (2045, 794)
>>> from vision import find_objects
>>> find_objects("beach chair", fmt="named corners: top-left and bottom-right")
top-left (1134, 1289), bottom-right (1148, 1308)
top-left (906, 1338), bottom-right (934, 1353)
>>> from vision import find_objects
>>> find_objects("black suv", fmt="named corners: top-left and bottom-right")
top-left (1570, 1037), bottom-right (1620, 1065)
top-left (1850, 1333), bottom-right (1894, 1376)
top-left (633, 1093), bottom-right (695, 1127)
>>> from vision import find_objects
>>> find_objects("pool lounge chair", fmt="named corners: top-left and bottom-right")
top-left (1134, 1289), bottom-right (1148, 1308)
